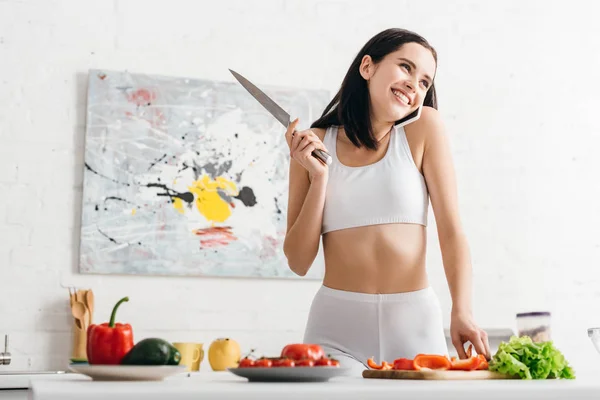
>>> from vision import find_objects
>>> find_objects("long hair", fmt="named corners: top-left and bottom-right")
top-left (311, 28), bottom-right (438, 150)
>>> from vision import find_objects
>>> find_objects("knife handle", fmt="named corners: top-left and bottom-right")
top-left (313, 148), bottom-right (333, 165)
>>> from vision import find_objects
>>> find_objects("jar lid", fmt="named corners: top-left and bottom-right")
top-left (516, 311), bottom-right (551, 317)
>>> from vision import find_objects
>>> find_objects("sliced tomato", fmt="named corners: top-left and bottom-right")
top-left (413, 354), bottom-right (451, 371)
top-left (450, 356), bottom-right (481, 371)
top-left (393, 358), bottom-right (415, 370)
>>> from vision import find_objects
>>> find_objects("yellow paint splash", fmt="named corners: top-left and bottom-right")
top-left (131, 208), bottom-right (137, 215)
top-left (173, 175), bottom-right (238, 223)
top-left (173, 198), bottom-right (184, 214)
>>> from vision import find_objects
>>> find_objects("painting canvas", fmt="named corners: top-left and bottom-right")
top-left (79, 69), bottom-right (330, 279)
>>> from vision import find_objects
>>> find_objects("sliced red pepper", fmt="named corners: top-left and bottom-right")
top-left (367, 357), bottom-right (383, 370)
top-left (393, 358), bottom-right (415, 370)
top-left (476, 354), bottom-right (489, 370)
top-left (413, 354), bottom-right (451, 371)
top-left (450, 356), bottom-right (481, 371)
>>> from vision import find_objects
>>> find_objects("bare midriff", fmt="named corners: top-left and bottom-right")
top-left (321, 223), bottom-right (429, 294)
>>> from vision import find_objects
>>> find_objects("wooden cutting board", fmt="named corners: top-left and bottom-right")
top-left (363, 369), bottom-right (516, 380)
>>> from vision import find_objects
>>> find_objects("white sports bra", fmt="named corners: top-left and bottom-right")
top-left (321, 124), bottom-right (429, 234)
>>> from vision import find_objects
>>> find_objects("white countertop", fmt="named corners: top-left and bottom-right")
top-left (25, 370), bottom-right (600, 400)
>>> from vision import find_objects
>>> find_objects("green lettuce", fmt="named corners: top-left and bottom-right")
top-left (488, 336), bottom-right (575, 380)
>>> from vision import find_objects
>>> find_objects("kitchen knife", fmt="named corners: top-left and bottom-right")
top-left (229, 69), bottom-right (332, 165)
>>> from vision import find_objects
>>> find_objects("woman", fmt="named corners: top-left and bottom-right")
top-left (283, 28), bottom-right (490, 374)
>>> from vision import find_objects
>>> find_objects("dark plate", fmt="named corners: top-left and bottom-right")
top-left (227, 366), bottom-right (351, 382)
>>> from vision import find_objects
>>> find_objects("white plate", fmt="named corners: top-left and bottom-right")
top-left (68, 363), bottom-right (187, 381)
top-left (228, 366), bottom-right (352, 382)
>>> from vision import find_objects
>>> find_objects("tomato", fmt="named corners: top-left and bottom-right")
top-left (238, 357), bottom-right (255, 368)
top-left (272, 358), bottom-right (295, 367)
top-left (254, 358), bottom-right (273, 368)
top-left (295, 359), bottom-right (315, 367)
top-left (330, 359), bottom-right (340, 367)
top-left (413, 354), bottom-right (451, 371)
top-left (281, 344), bottom-right (324, 361)
top-left (315, 358), bottom-right (332, 366)
top-left (392, 358), bottom-right (415, 370)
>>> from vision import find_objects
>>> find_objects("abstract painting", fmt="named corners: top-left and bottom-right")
top-left (79, 69), bottom-right (330, 279)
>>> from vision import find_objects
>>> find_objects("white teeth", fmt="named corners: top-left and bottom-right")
top-left (392, 89), bottom-right (410, 105)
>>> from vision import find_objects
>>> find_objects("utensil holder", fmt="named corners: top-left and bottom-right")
top-left (72, 322), bottom-right (87, 360)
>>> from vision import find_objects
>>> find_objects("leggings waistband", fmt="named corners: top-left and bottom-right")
top-left (317, 285), bottom-right (435, 303)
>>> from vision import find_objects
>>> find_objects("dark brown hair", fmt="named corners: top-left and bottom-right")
top-left (311, 28), bottom-right (438, 150)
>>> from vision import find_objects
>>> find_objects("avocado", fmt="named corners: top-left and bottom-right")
top-left (120, 338), bottom-right (181, 366)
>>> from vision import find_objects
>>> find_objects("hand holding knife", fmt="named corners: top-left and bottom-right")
top-left (229, 69), bottom-right (332, 166)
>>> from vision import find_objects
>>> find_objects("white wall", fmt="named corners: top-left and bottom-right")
top-left (1, 0), bottom-right (600, 375)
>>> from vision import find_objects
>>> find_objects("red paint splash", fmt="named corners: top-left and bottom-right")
top-left (193, 226), bottom-right (237, 248)
top-left (127, 88), bottom-right (156, 106)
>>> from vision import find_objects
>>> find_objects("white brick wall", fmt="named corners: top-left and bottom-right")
top-left (1, 0), bottom-right (600, 375)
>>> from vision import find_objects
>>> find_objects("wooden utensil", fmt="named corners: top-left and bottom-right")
top-left (71, 301), bottom-right (88, 361)
top-left (68, 287), bottom-right (76, 308)
top-left (76, 289), bottom-right (86, 304)
top-left (71, 301), bottom-right (87, 331)
top-left (85, 290), bottom-right (94, 324)
top-left (362, 369), bottom-right (516, 380)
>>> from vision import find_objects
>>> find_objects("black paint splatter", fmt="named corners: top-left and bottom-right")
top-left (148, 154), bottom-right (167, 171)
top-left (235, 186), bottom-right (256, 207)
top-left (146, 183), bottom-right (194, 205)
top-left (274, 197), bottom-right (282, 214)
top-left (85, 163), bottom-right (130, 186)
top-left (97, 226), bottom-right (119, 244)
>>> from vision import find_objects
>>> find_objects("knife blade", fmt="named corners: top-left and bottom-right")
top-left (229, 69), bottom-right (332, 165)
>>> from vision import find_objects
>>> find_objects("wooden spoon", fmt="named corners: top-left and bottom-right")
top-left (71, 301), bottom-right (87, 331)
top-left (85, 290), bottom-right (94, 324)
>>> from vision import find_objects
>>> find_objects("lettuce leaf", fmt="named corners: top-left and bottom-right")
top-left (488, 336), bottom-right (575, 379)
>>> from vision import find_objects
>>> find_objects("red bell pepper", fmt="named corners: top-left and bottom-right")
top-left (413, 354), bottom-right (452, 370)
top-left (393, 357), bottom-right (415, 370)
top-left (86, 296), bottom-right (134, 365)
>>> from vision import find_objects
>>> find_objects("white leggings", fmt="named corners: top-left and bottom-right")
top-left (303, 285), bottom-right (448, 376)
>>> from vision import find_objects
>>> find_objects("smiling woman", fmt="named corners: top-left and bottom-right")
top-left (282, 28), bottom-right (490, 376)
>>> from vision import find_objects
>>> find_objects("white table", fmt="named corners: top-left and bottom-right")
top-left (28, 370), bottom-right (600, 400)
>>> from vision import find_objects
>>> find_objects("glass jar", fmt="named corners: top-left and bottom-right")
top-left (516, 312), bottom-right (552, 342)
